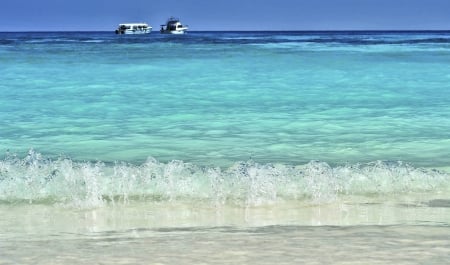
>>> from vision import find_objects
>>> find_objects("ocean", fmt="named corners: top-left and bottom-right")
top-left (1, 31), bottom-right (450, 264)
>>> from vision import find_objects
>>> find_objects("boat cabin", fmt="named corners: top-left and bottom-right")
top-left (115, 23), bottom-right (152, 34)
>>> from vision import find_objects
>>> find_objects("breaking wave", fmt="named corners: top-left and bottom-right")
top-left (1, 150), bottom-right (449, 208)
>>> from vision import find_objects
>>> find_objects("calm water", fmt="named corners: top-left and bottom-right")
top-left (1, 31), bottom-right (450, 264)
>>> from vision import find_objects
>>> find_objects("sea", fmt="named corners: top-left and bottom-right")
top-left (1, 31), bottom-right (450, 264)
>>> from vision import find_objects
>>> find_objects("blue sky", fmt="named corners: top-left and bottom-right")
top-left (1, 0), bottom-right (449, 31)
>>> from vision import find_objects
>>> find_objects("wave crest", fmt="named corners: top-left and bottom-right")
top-left (0, 150), bottom-right (448, 208)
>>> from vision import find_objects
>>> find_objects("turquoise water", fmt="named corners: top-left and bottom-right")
top-left (2, 31), bottom-right (450, 167)
top-left (2, 31), bottom-right (450, 265)
top-left (1, 31), bottom-right (450, 206)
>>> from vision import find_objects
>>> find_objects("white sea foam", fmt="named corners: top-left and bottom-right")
top-left (1, 150), bottom-right (448, 208)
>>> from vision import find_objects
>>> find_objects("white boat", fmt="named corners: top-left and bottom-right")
top-left (160, 17), bottom-right (188, 34)
top-left (115, 23), bottom-right (152, 34)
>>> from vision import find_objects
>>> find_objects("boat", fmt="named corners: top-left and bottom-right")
top-left (160, 17), bottom-right (188, 34)
top-left (115, 23), bottom-right (152, 34)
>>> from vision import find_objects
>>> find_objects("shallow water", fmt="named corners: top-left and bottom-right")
top-left (1, 31), bottom-right (450, 167)
top-left (1, 201), bottom-right (450, 264)
top-left (4, 224), bottom-right (450, 265)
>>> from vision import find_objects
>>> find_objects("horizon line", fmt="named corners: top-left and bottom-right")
top-left (1, 29), bottom-right (450, 33)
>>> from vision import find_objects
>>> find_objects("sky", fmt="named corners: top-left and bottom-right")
top-left (0, 0), bottom-right (449, 31)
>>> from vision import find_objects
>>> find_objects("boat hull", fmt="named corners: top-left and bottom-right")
top-left (160, 29), bottom-right (188, 34)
